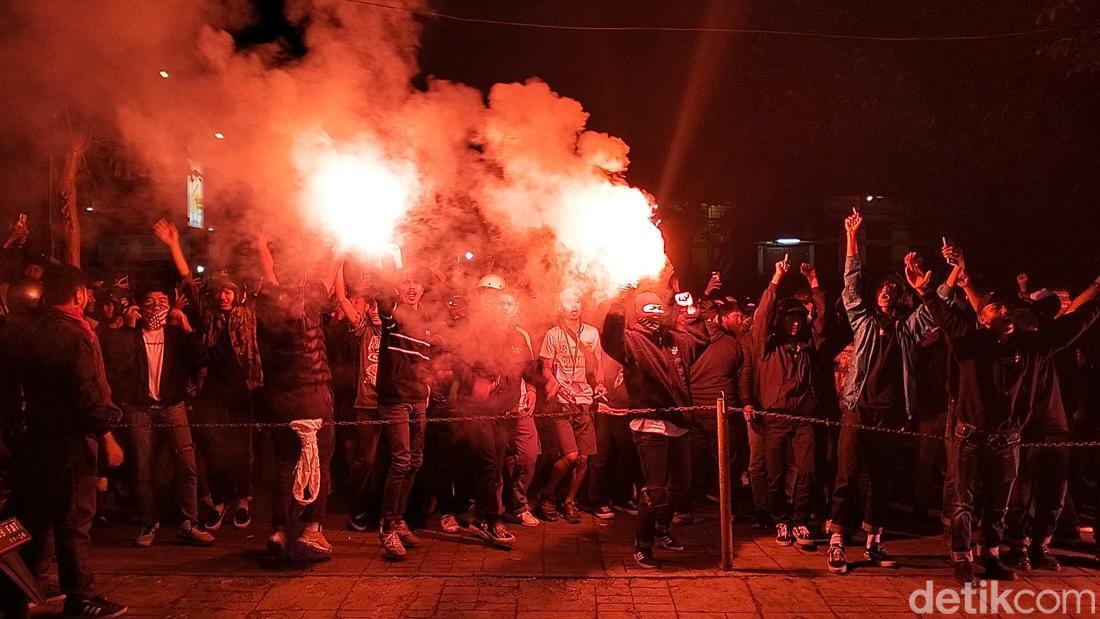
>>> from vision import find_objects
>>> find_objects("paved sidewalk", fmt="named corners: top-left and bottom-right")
top-left (28, 507), bottom-right (1100, 617)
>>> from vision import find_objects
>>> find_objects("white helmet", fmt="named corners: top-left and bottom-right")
top-left (477, 273), bottom-right (506, 291)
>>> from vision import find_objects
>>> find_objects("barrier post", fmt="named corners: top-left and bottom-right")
top-left (716, 395), bottom-right (733, 571)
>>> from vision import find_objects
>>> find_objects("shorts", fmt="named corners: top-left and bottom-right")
top-left (546, 401), bottom-right (597, 457)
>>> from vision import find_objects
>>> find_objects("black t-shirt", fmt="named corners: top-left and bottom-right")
top-left (206, 315), bottom-right (244, 386)
top-left (858, 316), bottom-right (904, 412)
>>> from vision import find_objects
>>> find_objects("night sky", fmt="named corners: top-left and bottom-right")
top-left (244, 1), bottom-right (1100, 284)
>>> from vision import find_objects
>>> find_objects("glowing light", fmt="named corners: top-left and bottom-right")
top-left (207, 227), bottom-right (215, 232)
top-left (294, 132), bottom-right (421, 255)
top-left (865, 195), bottom-right (874, 202)
top-left (213, 132), bottom-right (225, 140)
top-left (776, 238), bottom-right (801, 245)
top-left (84, 207), bottom-right (94, 213)
top-left (158, 70), bottom-right (169, 79)
top-left (196, 265), bottom-right (205, 274)
top-left (464, 251), bottom-right (475, 261)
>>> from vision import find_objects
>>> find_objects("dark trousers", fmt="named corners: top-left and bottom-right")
top-left (632, 431), bottom-right (690, 546)
top-left (914, 408), bottom-right (947, 514)
top-left (193, 382), bottom-right (254, 505)
top-left (378, 400), bottom-right (427, 526)
top-left (746, 417), bottom-right (768, 513)
top-left (762, 417), bottom-right (815, 526)
top-left (125, 403), bottom-right (199, 526)
top-left (589, 412), bottom-right (638, 508)
top-left (265, 385), bottom-right (335, 528)
top-left (349, 408), bottom-right (383, 517)
top-left (1005, 437), bottom-right (1069, 548)
top-left (828, 407), bottom-right (900, 535)
top-left (949, 432), bottom-right (1020, 558)
top-left (5, 437), bottom-right (99, 605)
top-left (451, 415), bottom-right (509, 524)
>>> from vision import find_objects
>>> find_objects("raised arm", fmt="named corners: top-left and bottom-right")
top-left (842, 211), bottom-right (868, 319)
top-left (1067, 275), bottom-right (1100, 314)
top-left (802, 263), bottom-right (827, 347)
top-left (255, 229), bottom-right (278, 288)
top-left (600, 299), bottom-right (629, 366)
top-left (152, 219), bottom-right (193, 285)
top-left (333, 262), bottom-right (362, 325)
top-left (752, 256), bottom-right (788, 343)
top-left (1037, 300), bottom-right (1100, 357)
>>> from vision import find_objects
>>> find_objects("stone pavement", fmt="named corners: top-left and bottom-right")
top-left (27, 507), bottom-right (1100, 617)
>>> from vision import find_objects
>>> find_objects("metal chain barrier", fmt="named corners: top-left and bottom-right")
top-left (108, 403), bottom-right (1100, 449)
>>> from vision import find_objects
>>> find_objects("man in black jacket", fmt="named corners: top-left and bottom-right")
top-left (110, 283), bottom-right (212, 548)
top-left (917, 249), bottom-right (1100, 584)
top-left (0, 265), bottom-right (127, 618)
top-left (744, 256), bottom-right (826, 550)
top-left (602, 289), bottom-right (696, 569)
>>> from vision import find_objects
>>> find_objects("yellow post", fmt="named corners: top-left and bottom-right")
top-left (716, 395), bottom-right (733, 571)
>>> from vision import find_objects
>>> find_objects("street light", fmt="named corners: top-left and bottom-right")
top-left (776, 238), bottom-right (801, 245)
top-left (213, 132), bottom-right (225, 140)
top-left (158, 70), bottom-right (170, 79)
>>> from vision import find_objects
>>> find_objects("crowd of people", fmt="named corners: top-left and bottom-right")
top-left (1, 210), bottom-right (1099, 617)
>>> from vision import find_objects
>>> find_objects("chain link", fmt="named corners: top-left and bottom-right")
top-left (109, 403), bottom-right (1100, 449)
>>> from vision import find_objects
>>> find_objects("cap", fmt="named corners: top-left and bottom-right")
top-left (477, 273), bottom-right (506, 291)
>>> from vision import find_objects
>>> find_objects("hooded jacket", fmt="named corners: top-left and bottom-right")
top-left (601, 302), bottom-right (696, 426)
top-left (746, 282), bottom-right (826, 416)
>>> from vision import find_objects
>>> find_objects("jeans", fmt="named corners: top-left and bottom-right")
top-left (507, 413), bottom-right (541, 514)
top-left (193, 381), bottom-right (254, 506)
top-left (913, 408), bottom-right (947, 514)
top-left (6, 436), bottom-right (99, 604)
top-left (632, 431), bottom-right (690, 546)
top-left (588, 412), bottom-right (638, 508)
top-left (949, 431), bottom-right (1020, 559)
top-left (126, 403), bottom-right (199, 526)
top-left (350, 408), bottom-right (382, 517)
top-left (265, 385), bottom-right (335, 528)
top-left (1005, 437), bottom-right (1069, 548)
top-left (379, 400), bottom-right (427, 526)
top-left (828, 407), bottom-right (900, 534)
top-left (746, 417), bottom-right (768, 513)
top-left (762, 417), bottom-right (815, 526)
top-left (451, 414), bottom-right (509, 524)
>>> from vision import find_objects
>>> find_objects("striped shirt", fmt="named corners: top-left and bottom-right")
top-left (375, 298), bottom-right (433, 405)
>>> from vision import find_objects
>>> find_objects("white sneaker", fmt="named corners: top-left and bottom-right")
top-left (440, 514), bottom-right (461, 534)
top-left (380, 529), bottom-right (407, 560)
top-left (135, 523), bottom-right (159, 547)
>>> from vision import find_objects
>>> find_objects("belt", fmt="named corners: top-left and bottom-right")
top-left (954, 422), bottom-right (1021, 447)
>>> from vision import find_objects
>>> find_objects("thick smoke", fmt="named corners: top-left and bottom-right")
top-left (0, 0), bottom-right (669, 330)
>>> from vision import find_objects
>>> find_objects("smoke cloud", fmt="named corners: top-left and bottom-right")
top-left (0, 0), bottom-right (669, 329)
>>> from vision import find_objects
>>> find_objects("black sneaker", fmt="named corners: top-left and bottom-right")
top-left (775, 523), bottom-right (794, 547)
top-left (63, 595), bottom-right (128, 617)
top-left (1030, 544), bottom-right (1062, 572)
top-left (233, 505), bottom-right (251, 529)
top-left (827, 542), bottom-right (847, 574)
top-left (471, 521), bottom-right (516, 548)
top-left (633, 546), bottom-right (658, 569)
top-left (202, 503), bottom-right (226, 532)
top-left (953, 559), bottom-right (976, 585)
top-left (655, 530), bottom-right (684, 551)
top-left (752, 510), bottom-right (772, 529)
top-left (1001, 545), bottom-right (1032, 572)
top-left (593, 505), bottom-right (615, 520)
top-left (562, 501), bottom-right (582, 524)
top-left (612, 500), bottom-right (639, 516)
top-left (792, 525), bottom-right (815, 550)
top-left (982, 555), bottom-right (1017, 581)
top-left (348, 512), bottom-right (371, 532)
top-left (864, 543), bottom-right (898, 568)
top-left (539, 499), bottom-right (561, 523)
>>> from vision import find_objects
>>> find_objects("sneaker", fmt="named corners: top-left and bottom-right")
top-left (539, 499), bottom-right (561, 522)
top-left (394, 521), bottom-right (422, 547)
top-left (504, 510), bottom-right (541, 527)
top-left (1001, 545), bottom-right (1032, 572)
top-left (440, 513), bottom-right (461, 534)
top-left (135, 523), bottom-right (159, 547)
top-left (233, 505), bottom-right (251, 529)
top-left (633, 545), bottom-right (658, 569)
top-left (655, 530), bottom-right (684, 552)
top-left (202, 503), bottom-right (226, 531)
top-left (792, 525), bottom-right (815, 549)
top-left (775, 523), bottom-right (794, 547)
top-left (296, 528), bottom-right (333, 556)
top-left (1030, 544), bottom-right (1062, 572)
top-left (953, 559), bottom-right (976, 585)
top-left (672, 512), bottom-right (703, 526)
top-left (864, 542), bottom-right (897, 567)
top-left (267, 529), bottom-right (287, 557)
top-left (62, 595), bottom-right (128, 618)
top-left (981, 555), bottom-right (1017, 581)
top-left (827, 542), bottom-right (848, 574)
top-left (179, 521), bottom-right (215, 546)
top-left (471, 521), bottom-right (516, 548)
top-left (348, 512), bottom-right (372, 532)
top-left (380, 529), bottom-right (407, 560)
top-left (612, 500), bottom-right (639, 516)
top-left (593, 505), bottom-right (615, 520)
top-left (562, 501), bottom-right (582, 524)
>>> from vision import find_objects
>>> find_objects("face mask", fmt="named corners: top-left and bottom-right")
top-left (142, 307), bottom-right (169, 330)
top-left (637, 317), bottom-right (662, 333)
